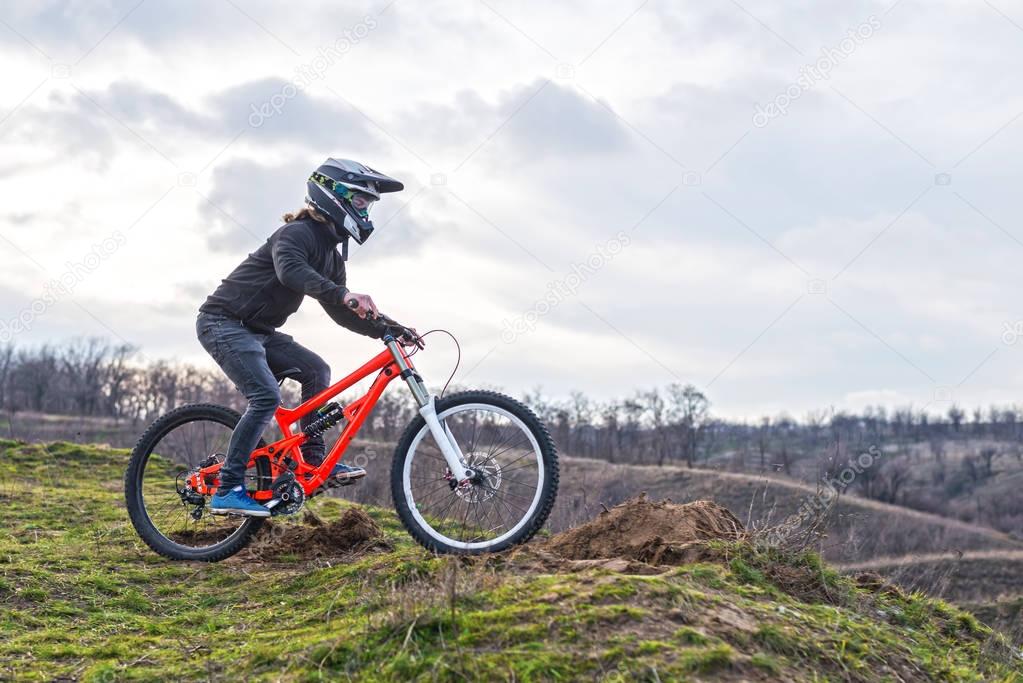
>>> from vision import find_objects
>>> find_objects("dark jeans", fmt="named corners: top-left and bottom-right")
top-left (196, 312), bottom-right (331, 489)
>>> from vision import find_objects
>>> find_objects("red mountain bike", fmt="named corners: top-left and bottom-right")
top-left (124, 321), bottom-right (559, 561)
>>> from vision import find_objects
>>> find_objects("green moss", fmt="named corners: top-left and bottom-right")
top-left (729, 556), bottom-right (767, 586)
top-left (635, 639), bottom-right (671, 655)
top-left (750, 652), bottom-right (783, 674)
top-left (593, 579), bottom-right (639, 601)
top-left (754, 624), bottom-right (803, 656)
top-left (673, 626), bottom-right (709, 646)
top-left (677, 643), bottom-right (733, 674)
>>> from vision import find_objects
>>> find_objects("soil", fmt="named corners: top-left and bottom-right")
top-left (169, 527), bottom-right (237, 546)
top-left (518, 495), bottom-right (850, 607)
top-left (239, 507), bottom-right (392, 561)
top-left (541, 494), bottom-right (744, 566)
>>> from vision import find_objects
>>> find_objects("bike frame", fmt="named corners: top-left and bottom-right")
top-left (189, 336), bottom-right (471, 502)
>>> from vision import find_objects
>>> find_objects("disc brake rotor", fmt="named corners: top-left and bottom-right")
top-left (454, 452), bottom-right (503, 504)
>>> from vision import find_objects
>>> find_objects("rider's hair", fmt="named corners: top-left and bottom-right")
top-left (282, 203), bottom-right (330, 224)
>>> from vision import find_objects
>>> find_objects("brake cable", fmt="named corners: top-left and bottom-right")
top-left (359, 305), bottom-right (462, 398)
top-left (406, 329), bottom-right (461, 398)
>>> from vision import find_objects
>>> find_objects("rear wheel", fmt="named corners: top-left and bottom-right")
top-left (124, 404), bottom-right (271, 562)
top-left (391, 391), bottom-right (559, 554)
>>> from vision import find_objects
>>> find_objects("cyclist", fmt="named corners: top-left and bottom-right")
top-left (196, 158), bottom-right (413, 517)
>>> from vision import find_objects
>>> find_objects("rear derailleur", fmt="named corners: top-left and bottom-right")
top-left (176, 454), bottom-right (221, 520)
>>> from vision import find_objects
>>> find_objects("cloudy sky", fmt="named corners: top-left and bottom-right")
top-left (2, 0), bottom-right (1023, 419)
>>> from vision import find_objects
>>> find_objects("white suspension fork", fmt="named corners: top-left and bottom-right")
top-left (420, 396), bottom-right (470, 483)
top-left (386, 338), bottom-right (470, 482)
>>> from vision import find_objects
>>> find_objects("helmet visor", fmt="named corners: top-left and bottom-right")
top-left (348, 191), bottom-right (376, 216)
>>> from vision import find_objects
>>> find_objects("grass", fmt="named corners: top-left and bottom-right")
top-left (0, 439), bottom-right (1021, 681)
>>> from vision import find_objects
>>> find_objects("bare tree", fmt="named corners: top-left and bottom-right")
top-left (667, 383), bottom-right (709, 467)
top-left (947, 404), bottom-right (965, 433)
top-left (979, 447), bottom-right (999, 478)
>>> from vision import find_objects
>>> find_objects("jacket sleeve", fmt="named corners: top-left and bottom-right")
top-left (321, 300), bottom-right (385, 338)
top-left (271, 225), bottom-right (348, 306)
top-left (318, 254), bottom-right (386, 339)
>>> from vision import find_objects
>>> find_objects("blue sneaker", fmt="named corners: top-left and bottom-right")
top-left (210, 487), bottom-right (271, 517)
top-left (330, 462), bottom-right (366, 484)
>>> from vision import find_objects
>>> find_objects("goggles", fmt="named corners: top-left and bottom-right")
top-left (310, 171), bottom-right (377, 216)
top-left (346, 190), bottom-right (375, 216)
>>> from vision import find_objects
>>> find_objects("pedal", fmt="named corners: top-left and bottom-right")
top-left (209, 508), bottom-right (264, 517)
top-left (205, 505), bottom-right (272, 515)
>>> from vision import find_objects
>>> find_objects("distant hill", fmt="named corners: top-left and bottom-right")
top-left (702, 438), bottom-right (1023, 537)
top-left (840, 550), bottom-right (1023, 603)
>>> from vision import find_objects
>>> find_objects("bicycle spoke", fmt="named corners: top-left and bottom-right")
top-left (468, 411), bottom-right (480, 454)
top-left (482, 423), bottom-right (518, 460)
top-left (482, 435), bottom-right (530, 465)
top-left (492, 451), bottom-right (537, 472)
top-left (480, 483), bottom-right (533, 508)
top-left (140, 416), bottom-right (251, 549)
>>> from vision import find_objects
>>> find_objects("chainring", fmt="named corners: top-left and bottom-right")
top-left (270, 478), bottom-right (306, 516)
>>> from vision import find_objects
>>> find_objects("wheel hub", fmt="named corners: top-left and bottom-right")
top-left (454, 452), bottom-right (503, 503)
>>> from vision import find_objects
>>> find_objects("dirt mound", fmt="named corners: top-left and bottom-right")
top-left (240, 508), bottom-right (392, 561)
top-left (544, 495), bottom-right (744, 566)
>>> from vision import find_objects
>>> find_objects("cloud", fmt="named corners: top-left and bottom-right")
top-left (0, 1), bottom-right (296, 59)
top-left (394, 80), bottom-right (631, 166)
top-left (210, 78), bottom-right (379, 150)
top-left (3, 77), bottom-right (387, 174)
top-left (199, 156), bottom-right (434, 257)
top-left (200, 157), bottom-right (311, 251)
top-left (495, 80), bottom-right (631, 156)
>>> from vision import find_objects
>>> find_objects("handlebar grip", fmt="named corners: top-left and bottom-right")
top-left (347, 298), bottom-right (377, 320)
top-left (346, 297), bottom-right (401, 329)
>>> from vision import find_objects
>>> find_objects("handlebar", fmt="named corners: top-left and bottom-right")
top-left (347, 299), bottom-right (423, 348)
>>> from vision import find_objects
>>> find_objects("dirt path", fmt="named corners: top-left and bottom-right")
top-left (839, 549), bottom-right (1023, 572)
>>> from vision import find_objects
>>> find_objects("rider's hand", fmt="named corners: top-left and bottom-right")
top-left (399, 326), bottom-right (424, 349)
top-left (344, 292), bottom-right (378, 319)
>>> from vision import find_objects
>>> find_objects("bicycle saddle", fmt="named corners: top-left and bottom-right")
top-left (273, 367), bottom-right (303, 384)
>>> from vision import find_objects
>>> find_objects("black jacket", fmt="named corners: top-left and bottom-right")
top-left (200, 219), bottom-right (382, 337)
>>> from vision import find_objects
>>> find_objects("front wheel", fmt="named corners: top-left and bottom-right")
top-left (391, 391), bottom-right (559, 554)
